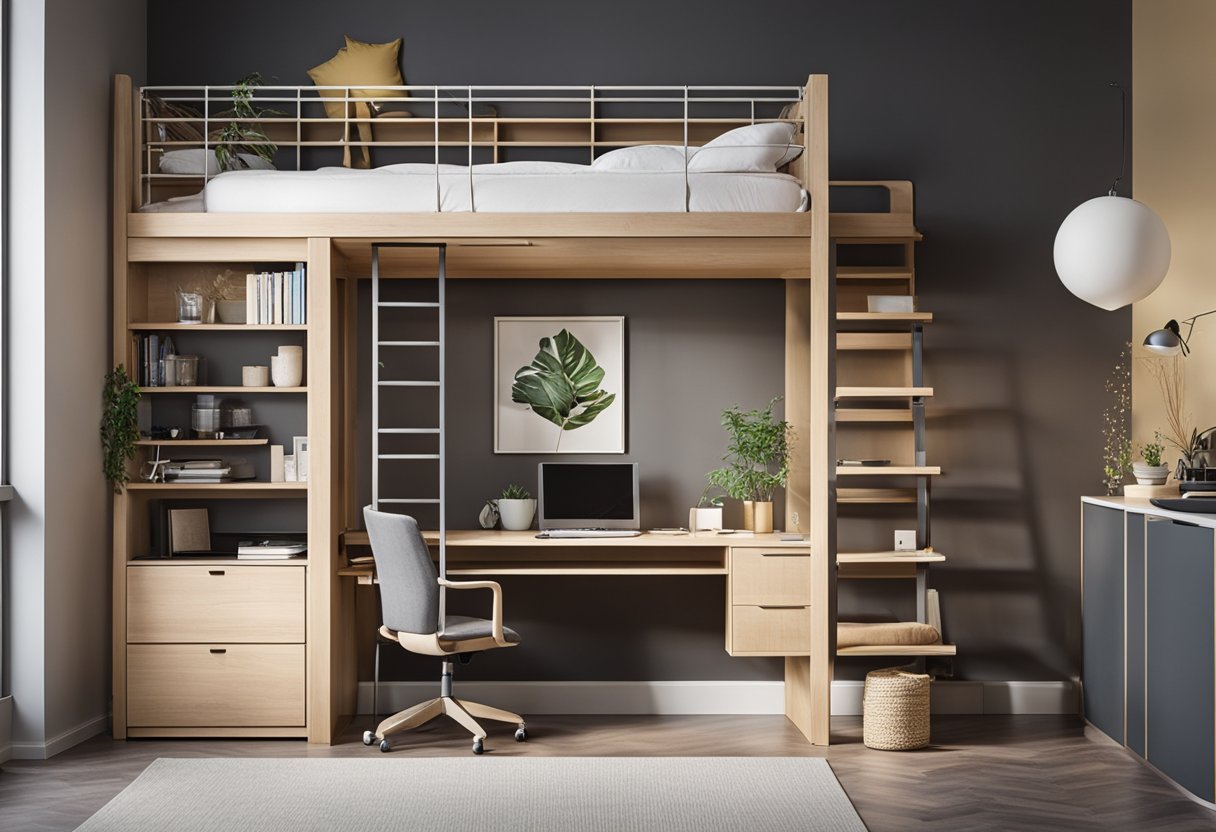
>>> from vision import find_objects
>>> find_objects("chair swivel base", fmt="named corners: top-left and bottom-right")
top-left (363, 695), bottom-right (527, 755)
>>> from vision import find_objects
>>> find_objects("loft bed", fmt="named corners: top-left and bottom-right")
top-left (109, 73), bottom-right (912, 749)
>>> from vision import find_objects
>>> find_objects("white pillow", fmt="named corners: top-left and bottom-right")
top-left (592, 145), bottom-right (699, 172)
top-left (687, 123), bottom-right (802, 173)
top-left (159, 148), bottom-right (276, 176)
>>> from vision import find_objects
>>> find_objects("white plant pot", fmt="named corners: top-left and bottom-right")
top-left (1132, 463), bottom-right (1170, 485)
top-left (689, 506), bottom-right (724, 532)
top-left (497, 499), bottom-right (536, 531)
top-left (271, 346), bottom-right (304, 387)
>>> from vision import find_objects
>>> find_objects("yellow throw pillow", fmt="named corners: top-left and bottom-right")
top-left (307, 36), bottom-right (407, 121)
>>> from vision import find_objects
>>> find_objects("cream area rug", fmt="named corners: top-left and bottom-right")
top-left (76, 756), bottom-right (866, 831)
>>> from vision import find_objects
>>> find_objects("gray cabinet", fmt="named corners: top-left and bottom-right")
top-left (1082, 503), bottom-right (1125, 744)
top-left (1146, 518), bottom-right (1215, 804)
top-left (1125, 513), bottom-right (1145, 757)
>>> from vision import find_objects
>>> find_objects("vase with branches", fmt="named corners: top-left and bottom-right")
top-left (1140, 353), bottom-right (1214, 476)
top-left (706, 396), bottom-right (792, 533)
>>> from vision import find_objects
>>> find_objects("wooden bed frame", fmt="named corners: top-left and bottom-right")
top-left (108, 72), bottom-right (877, 747)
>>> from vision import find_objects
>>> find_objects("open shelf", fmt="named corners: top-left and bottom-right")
top-left (837, 332), bottom-right (912, 351)
top-left (837, 551), bottom-right (945, 564)
top-left (837, 644), bottom-right (957, 657)
top-left (835, 266), bottom-right (914, 281)
top-left (836, 408), bottom-right (913, 423)
top-left (837, 312), bottom-right (933, 323)
top-left (138, 386), bottom-right (307, 394)
top-left (836, 386), bottom-right (932, 399)
top-left (129, 555), bottom-right (307, 566)
top-left (837, 488), bottom-right (916, 504)
top-left (128, 323), bottom-right (308, 331)
top-left (125, 481), bottom-right (307, 494)
top-left (135, 438), bottom-right (269, 447)
top-left (836, 465), bottom-right (940, 476)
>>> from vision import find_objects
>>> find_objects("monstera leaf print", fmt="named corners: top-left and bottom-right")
top-left (511, 329), bottom-right (616, 451)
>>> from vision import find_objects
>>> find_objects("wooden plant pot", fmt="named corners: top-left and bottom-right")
top-left (752, 501), bottom-right (774, 534)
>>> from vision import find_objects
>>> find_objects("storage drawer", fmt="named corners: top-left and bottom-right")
top-left (127, 644), bottom-right (305, 727)
top-left (730, 547), bottom-right (811, 606)
top-left (127, 564), bottom-right (305, 643)
top-left (731, 604), bottom-right (811, 654)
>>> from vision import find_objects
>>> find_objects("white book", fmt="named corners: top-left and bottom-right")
top-left (246, 273), bottom-right (257, 325)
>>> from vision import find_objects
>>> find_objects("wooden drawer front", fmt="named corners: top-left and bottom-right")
top-left (127, 565), bottom-right (305, 643)
top-left (731, 548), bottom-right (811, 606)
top-left (731, 605), bottom-right (811, 654)
top-left (127, 644), bottom-right (305, 727)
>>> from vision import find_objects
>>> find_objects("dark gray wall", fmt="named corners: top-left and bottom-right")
top-left (149, 1), bottom-right (1132, 684)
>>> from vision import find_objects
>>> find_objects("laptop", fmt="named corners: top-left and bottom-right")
top-left (536, 462), bottom-right (642, 538)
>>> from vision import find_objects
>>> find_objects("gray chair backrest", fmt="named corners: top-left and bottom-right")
top-left (363, 507), bottom-right (439, 636)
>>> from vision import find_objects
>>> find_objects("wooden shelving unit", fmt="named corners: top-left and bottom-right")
top-left (831, 180), bottom-right (955, 664)
top-left (113, 245), bottom-right (318, 742)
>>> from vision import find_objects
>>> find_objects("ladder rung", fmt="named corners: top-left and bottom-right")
top-left (378, 302), bottom-right (440, 308)
top-left (378, 341), bottom-right (440, 347)
top-left (377, 498), bottom-right (441, 504)
top-left (378, 428), bottom-right (441, 434)
top-left (378, 381), bottom-right (441, 387)
top-left (378, 454), bottom-right (442, 460)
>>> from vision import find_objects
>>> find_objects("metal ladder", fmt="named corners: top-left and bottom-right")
top-left (370, 242), bottom-right (448, 723)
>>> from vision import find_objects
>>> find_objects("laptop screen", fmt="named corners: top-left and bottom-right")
top-left (538, 463), bottom-right (639, 529)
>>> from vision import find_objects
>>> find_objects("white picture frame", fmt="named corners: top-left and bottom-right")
top-left (494, 316), bottom-right (625, 454)
top-left (293, 436), bottom-right (309, 482)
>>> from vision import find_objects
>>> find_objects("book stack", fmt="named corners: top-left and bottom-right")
top-left (237, 539), bottom-right (308, 560)
top-left (136, 333), bottom-right (177, 387)
top-left (161, 459), bottom-right (255, 484)
top-left (246, 263), bottom-right (307, 325)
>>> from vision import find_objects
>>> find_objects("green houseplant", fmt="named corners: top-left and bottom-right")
top-left (706, 396), bottom-right (792, 533)
top-left (214, 72), bottom-right (279, 172)
top-left (101, 366), bottom-right (141, 493)
top-left (1132, 434), bottom-right (1170, 485)
top-left (495, 483), bottom-right (536, 531)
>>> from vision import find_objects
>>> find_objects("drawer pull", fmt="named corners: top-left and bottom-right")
top-left (209, 648), bottom-right (227, 654)
top-left (760, 552), bottom-right (809, 558)
top-left (759, 605), bottom-right (810, 610)
top-left (208, 570), bottom-right (225, 576)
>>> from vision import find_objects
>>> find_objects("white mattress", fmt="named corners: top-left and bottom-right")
top-left (163, 162), bottom-right (807, 213)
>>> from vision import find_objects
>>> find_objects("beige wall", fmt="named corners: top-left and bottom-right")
top-left (1132, 0), bottom-right (1216, 456)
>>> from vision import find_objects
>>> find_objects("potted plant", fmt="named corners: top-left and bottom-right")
top-left (101, 366), bottom-right (141, 493)
top-left (706, 396), bottom-right (792, 534)
top-left (689, 487), bottom-right (725, 533)
top-left (1132, 435), bottom-right (1170, 485)
top-left (214, 72), bottom-right (279, 172)
top-left (495, 484), bottom-right (536, 531)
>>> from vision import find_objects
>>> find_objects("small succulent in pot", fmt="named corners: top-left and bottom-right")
top-left (1132, 432), bottom-right (1171, 486)
top-left (493, 483), bottom-right (537, 531)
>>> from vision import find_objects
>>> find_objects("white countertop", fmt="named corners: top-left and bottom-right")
top-left (1083, 494), bottom-right (1216, 529)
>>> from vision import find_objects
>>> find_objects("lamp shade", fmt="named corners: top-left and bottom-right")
top-left (1143, 325), bottom-right (1183, 356)
top-left (1053, 195), bottom-right (1171, 311)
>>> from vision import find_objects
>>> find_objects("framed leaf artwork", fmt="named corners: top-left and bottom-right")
top-left (494, 316), bottom-right (625, 454)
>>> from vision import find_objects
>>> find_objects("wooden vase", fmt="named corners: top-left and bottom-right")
top-left (742, 500), bottom-right (755, 531)
top-left (753, 501), bottom-right (774, 534)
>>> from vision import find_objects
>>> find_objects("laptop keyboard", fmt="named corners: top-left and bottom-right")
top-left (536, 528), bottom-right (644, 539)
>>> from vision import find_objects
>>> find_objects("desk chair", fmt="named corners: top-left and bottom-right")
top-left (361, 507), bottom-right (527, 754)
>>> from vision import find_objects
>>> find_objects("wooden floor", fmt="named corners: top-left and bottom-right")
top-left (2, 715), bottom-right (1213, 831)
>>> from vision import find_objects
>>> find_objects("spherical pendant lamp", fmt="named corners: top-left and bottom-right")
top-left (1054, 195), bottom-right (1171, 311)
top-left (1054, 83), bottom-right (1172, 311)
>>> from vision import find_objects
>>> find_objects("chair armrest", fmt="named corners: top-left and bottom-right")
top-left (437, 577), bottom-right (509, 647)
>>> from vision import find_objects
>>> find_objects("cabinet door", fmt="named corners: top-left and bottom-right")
top-left (1083, 503), bottom-right (1125, 743)
top-left (1126, 513), bottom-right (1146, 757)
top-left (1147, 519), bottom-right (1215, 803)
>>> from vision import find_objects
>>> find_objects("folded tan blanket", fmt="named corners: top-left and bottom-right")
top-left (837, 621), bottom-right (941, 648)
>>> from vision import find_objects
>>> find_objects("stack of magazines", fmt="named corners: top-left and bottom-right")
top-left (237, 539), bottom-right (308, 560)
top-left (162, 459), bottom-right (254, 483)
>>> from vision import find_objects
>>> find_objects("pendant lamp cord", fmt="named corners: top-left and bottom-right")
top-left (1109, 81), bottom-right (1125, 197)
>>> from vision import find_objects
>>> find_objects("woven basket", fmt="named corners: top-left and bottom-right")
top-left (862, 667), bottom-right (930, 750)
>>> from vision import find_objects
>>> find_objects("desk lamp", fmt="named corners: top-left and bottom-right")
top-left (1143, 309), bottom-right (1216, 357)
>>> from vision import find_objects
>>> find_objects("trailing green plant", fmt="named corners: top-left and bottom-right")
top-left (1102, 343), bottom-right (1133, 495)
top-left (511, 329), bottom-right (616, 452)
top-left (1141, 435), bottom-right (1165, 468)
top-left (214, 72), bottom-right (280, 172)
top-left (706, 396), bottom-right (792, 503)
top-left (696, 485), bottom-right (725, 508)
top-left (500, 483), bottom-right (531, 500)
top-left (101, 366), bottom-right (142, 493)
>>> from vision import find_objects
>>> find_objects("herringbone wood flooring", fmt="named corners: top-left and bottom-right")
top-left (2, 715), bottom-right (1212, 831)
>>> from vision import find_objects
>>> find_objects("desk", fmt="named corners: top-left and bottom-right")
top-left (338, 529), bottom-right (829, 742)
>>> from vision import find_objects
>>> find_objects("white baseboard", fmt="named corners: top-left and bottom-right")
top-left (358, 680), bottom-right (1078, 717)
top-left (0, 696), bottom-right (12, 764)
top-left (8, 713), bottom-right (108, 760)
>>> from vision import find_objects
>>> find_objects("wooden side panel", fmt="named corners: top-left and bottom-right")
top-left (785, 280), bottom-right (811, 534)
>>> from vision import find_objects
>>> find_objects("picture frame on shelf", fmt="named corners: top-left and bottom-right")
top-left (293, 436), bottom-right (309, 482)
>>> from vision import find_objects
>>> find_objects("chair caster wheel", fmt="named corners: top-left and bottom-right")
top-left (472, 739), bottom-right (484, 755)
top-left (515, 726), bottom-right (527, 742)
top-left (379, 739), bottom-right (391, 753)
top-left (362, 731), bottom-right (375, 747)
